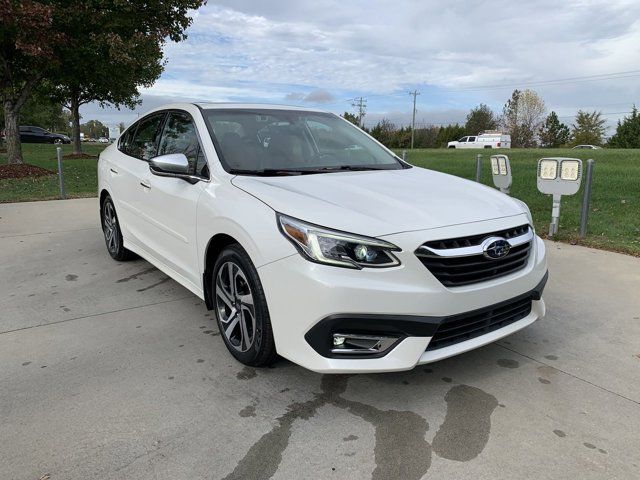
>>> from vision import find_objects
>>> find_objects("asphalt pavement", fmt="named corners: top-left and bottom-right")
top-left (1, 198), bottom-right (639, 480)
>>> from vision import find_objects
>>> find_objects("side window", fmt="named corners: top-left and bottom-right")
top-left (459, 137), bottom-right (468, 142)
top-left (129, 113), bottom-right (164, 161)
top-left (158, 112), bottom-right (208, 177)
top-left (468, 136), bottom-right (476, 142)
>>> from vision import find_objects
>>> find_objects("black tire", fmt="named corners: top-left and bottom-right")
top-left (212, 244), bottom-right (277, 367)
top-left (101, 195), bottom-right (137, 261)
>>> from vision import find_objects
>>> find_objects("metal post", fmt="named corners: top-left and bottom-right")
top-left (549, 194), bottom-right (561, 238)
top-left (475, 154), bottom-right (482, 182)
top-left (56, 146), bottom-right (66, 199)
top-left (579, 159), bottom-right (595, 238)
top-left (402, 150), bottom-right (407, 161)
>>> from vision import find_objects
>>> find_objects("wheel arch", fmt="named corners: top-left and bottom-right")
top-left (99, 189), bottom-right (111, 223)
top-left (202, 233), bottom-right (241, 310)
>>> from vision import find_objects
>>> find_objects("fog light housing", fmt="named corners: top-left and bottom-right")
top-left (331, 333), bottom-right (399, 355)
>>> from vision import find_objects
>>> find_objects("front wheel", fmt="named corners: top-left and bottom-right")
top-left (101, 196), bottom-right (136, 261)
top-left (212, 244), bottom-right (277, 367)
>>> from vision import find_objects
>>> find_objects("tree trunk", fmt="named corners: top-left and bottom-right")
top-left (70, 94), bottom-right (82, 155)
top-left (3, 100), bottom-right (23, 164)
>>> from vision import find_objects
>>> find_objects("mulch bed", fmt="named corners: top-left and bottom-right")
top-left (0, 164), bottom-right (55, 180)
top-left (63, 153), bottom-right (97, 159)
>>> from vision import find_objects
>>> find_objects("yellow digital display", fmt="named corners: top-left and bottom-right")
top-left (560, 160), bottom-right (580, 181)
top-left (539, 159), bottom-right (558, 180)
top-left (498, 157), bottom-right (508, 175)
top-left (491, 158), bottom-right (500, 175)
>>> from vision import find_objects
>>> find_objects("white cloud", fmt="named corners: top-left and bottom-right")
top-left (85, 1), bottom-right (640, 130)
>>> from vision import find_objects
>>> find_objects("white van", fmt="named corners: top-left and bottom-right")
top-left (448, 132), bottom-right (511, 149)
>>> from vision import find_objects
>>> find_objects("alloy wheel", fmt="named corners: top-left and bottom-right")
top-left (215, 261), bottom-right (257, 353)
top-left (102, 201), bottom-right (119, 254)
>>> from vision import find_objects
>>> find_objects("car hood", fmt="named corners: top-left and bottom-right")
top-left (231, 167), bottom-right (526, 236)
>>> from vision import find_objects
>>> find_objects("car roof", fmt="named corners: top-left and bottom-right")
top-left (195, 102), bottom-right (328, 113)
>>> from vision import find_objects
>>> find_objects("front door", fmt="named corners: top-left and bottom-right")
top-left (137, 111), bottom-right (208, 288)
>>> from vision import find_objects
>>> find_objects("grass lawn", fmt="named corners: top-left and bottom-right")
top-left (1, 144), bottom-right (638, 255)
top-left (0, 143), bottom-right (106, 203)
top-left (402, 148), bottom-right (640, 256)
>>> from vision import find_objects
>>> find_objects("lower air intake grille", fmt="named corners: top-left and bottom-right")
top-left (426, 296), bottom-right (533, 351)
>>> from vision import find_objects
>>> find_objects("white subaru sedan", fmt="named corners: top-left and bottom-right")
top-left (98, 103), bottom-right (548, 373)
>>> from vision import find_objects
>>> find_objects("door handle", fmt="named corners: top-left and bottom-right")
top-left (110, 168), bottom-right (118, 174)
top-left (140, 181), bottom-right (151, 189)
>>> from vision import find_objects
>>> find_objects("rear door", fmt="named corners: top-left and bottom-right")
top-left (137, 110), bottom-right (208, 287)
top-left (466, 136), bottom-right (477, 148)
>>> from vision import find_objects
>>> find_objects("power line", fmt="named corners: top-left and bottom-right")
top-left (441, 69), bottom-right (640, 93)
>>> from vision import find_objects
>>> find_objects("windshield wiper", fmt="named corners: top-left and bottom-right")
top-left (229, 168), bottom-right (318, 176)
top-left (311, 165), bottom-right (390, 172)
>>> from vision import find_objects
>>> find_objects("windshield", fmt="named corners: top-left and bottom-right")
top-left (201, 109), bottom-right (406, 175)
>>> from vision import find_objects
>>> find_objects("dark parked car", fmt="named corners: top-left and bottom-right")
top-left (19, 126), bottom-right (71, 144)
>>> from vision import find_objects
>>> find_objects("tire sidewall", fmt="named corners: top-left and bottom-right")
top-left (102, 196), bottom-right (125, 260)
top-left (212, 245), bottom-right (272, 365)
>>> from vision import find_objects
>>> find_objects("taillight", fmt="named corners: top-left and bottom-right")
top-left (497, 142), bottom-right (501, 147)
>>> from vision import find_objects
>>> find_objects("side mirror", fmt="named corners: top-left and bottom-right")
top-left (149, 153), bottom-right (199, 183)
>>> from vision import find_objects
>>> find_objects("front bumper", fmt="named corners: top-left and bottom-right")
top-left (258, 219), bottom-right (548, 373)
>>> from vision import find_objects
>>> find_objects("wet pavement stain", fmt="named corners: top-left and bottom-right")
top-left (239, 405), bottom-right (256, 417)
top-left (136, 276), bottom-right (170, 292)
top-left (116, 267), bottom-right (158, 283)
top-left (237, 367), bottom-right (257, 380)
top-left (496, 359), bottom-right (519, 369)
top-left (65, 274), bottom-right (78, 281)
top-left (225, 376), bottom-right (498, 480)
top-left (432, 385), bottom-right (499, 462)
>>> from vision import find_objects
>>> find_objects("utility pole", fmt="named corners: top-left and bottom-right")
top-left (352, 97), bottom-right (367, 128)
top-left (409, 90), bottom-right (420, 149)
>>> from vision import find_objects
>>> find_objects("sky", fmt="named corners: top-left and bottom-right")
top-left (82, 0), bottom-right (640, 133)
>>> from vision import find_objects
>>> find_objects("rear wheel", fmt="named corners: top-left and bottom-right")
top-left (101, 196), bottom-right (136, 261)
top-left (212, 244), bottom-right (277, 367)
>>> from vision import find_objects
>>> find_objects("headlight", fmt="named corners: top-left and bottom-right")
top-left (277, 214), bottom-right (401, 269)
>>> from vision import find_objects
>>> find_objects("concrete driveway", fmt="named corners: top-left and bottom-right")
top-left (1, 198), bottom-right (639, 480)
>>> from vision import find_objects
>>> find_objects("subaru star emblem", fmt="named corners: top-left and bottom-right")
top-left (482, 237), bottom-right (511, 259)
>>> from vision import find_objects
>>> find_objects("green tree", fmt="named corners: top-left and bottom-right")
top-left (0, 1), bottom-right (69, 163)
top-left (465, 104), bottom-right (497, 135)
top-left (436, 124), bottom-right (466, 148)
top-left (571, 110), bottom-right (607, 146)
top-left (539, 111), bottom-right (570, 148)
top-left (50, 0), bottom-right (205, 154)
top-left (608, 106), bottom-right (640, 148)
top-left (1, 0), bottom-right (205, 163)
top-left (341, 112), bottom-right (359, 126)
top-left (369, 118), bottom-right (396, 147)
top-left (80, 119), bottom-right (108, 139)
top-left (501, 89), bottom-right (546, 147)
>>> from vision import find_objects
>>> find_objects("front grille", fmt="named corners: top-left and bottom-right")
top-left (416, 224), bottom-right (532, 287)
top-left (426, 296), bottom-right (533, 351)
